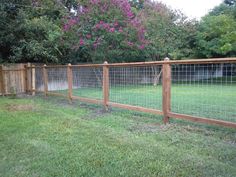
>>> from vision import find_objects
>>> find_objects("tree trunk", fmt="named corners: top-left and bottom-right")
top-left (93, 68), bottom-right (103, 87)
top-left (153, 67), bottom-right (162, 86)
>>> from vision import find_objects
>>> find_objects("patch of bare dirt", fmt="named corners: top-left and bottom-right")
top-left (224, 140), bottom-right (236, 147)
top-left (83, 109), bottom-right (111, 120)
top-left (128, 123), bottom-right (175, 133)
top-left (180, 125), bottom-right (214, 136)
top-left (5, 104), bottom-right (35, 112)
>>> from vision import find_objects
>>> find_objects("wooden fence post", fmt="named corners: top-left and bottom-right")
top-left (24, 64), bottom-right (28, 94)
top-left (32, 64), bottom-right (35, 96)
top-left (103, 61), bottom-right (109, 111)
top-left (162, 57), bottom-right (171, 124)
top-left (43, 64), bottom-right (48, 97)
top-left (67, 63), bottom-right (73, 103)
top-left (0, 65), bottom-right (5, 96)
top-left (28, 63), bottom-right (33, 94)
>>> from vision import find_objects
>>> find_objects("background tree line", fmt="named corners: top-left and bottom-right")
top-left (0, 0), bottom-right (235, 64)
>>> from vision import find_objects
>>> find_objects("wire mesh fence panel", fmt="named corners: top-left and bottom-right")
top-left (35, 67), bottom-right (44, 92)
top-left (109, 65), bottom-right (163, 110)
top-left (72, 66), bottom-right (103, 100)
top-left (47, 67), bottom-right (68, 96)
top-left (171, 63), bottom-right (236, 122)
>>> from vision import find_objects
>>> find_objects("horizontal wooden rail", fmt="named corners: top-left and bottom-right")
top-left (166, 58), bottom-right (236, 65)
top-left (27, 64), bottom-right (103, 69)
top-left (107, 58), bottom-right (236, 66)
top-left (26, 66), bottom-right (41, 69)
top-left (45, 65), bottom-right (70, 68)
top-left (0, 89), bottom-right (27, 95)
top-left (26, 58), bottom-right (236, 69)
top-left (168, 112), bottom-right (236, 129)
top-left (2, 69), bottom-right (25, 72)
top-left (108, 102), bottom-right (163, 115)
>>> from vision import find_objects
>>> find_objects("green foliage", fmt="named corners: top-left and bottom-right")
top-left (129, 0), bottom-right (145, 10)
top-left (196, 14), bottom-right (236, 58)
top-left (139, 1), bottom-right (197, 60)
top-left (209, 2), bottom-right (236, 18)
top-left (224, 0), bottom-right (236, 6)
top-left (0, 0), bottom-right (235, 63)
top-left (10, 13), bottom-right (63, 63)
top-left (0, 0), bottom-right (65, 63)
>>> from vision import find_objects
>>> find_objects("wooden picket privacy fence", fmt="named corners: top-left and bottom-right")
top-left (1, 58), bottom-right (236, 128)
top-left (0, 63), bottom-right (35, 95)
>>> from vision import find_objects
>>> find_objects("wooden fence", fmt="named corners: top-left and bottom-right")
top-left (1, 58), bottom-right (236, 128)
top-left (0, 63), bottom-right (35, 95)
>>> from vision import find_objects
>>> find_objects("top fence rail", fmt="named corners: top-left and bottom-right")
top-left (26, 58), bottom-right (236, 68)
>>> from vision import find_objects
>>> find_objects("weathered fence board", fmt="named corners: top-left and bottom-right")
top-left (0, 64), bottom-right (32, 95)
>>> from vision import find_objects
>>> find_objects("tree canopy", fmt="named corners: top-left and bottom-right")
top-left (0, 0), bottom-right (235, 64)
top-left (196, 0), bottom-right (236, 58)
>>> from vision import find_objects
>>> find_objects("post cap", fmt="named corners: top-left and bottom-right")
top-left (164, 57), bottom-right (170, 61)
top-left (104, 61), bottom-right (108, 64)
top-left (68, 63), bottom-right (71, 66)
top-left (43, 64), bottom-right (47, 67)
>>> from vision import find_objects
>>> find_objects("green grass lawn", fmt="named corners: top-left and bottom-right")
top-left (0, 96), bottom-right (236, 177)
top-left (52, 83), bottom-right (236, 122)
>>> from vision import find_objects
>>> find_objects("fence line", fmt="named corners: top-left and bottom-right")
top-left (1, 58), bottom-right (236, 128)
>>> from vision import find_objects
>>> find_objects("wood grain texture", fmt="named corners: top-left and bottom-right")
top-left (0, 65), bottom-right (5, 95)
top-left (32, 64), bottom-right (36, 95)
top-left (162, 58), bottom-right (171, 124)
top-left (168, 112), bottom-right (236, 128)
top-left (103, 61), bottom-right (109, 111)
top-left (67, 64), bottom-right (73, 103)
top-left (43, 65), bottom-right (48, 97)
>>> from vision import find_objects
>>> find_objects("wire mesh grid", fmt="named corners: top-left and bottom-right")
top-left (109, 65), bottom-right (163, 110)
top-left (171, 63), bottom-right (236, 122)
top-left (72, 66), bottom-right (103, 100)
top-left (35, 67), bottom-right (44, 92)
top-left (47, 67), bottom-right (68, 95)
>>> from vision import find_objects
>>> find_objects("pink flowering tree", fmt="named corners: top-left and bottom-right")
top-left (63, 0), bottom-right (148, 63)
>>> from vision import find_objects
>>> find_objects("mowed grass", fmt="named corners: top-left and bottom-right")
top-left (69, 83), bottom-right (236, 122)
top-left (0, 96), bottom-right (236, 177)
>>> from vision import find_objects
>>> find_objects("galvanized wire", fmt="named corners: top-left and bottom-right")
top-left (109, 65), bottom-right (163, 110)
top-left (35, 67), bottom-right (44, 92)
top-left (171, 63), bottom-right (236, 122)
top-left (32, 62), bottom-right (236, 124)
top-left (72, 66), bottom-right (103, 100)
top-left (47, 67), bottom-right (68, 95)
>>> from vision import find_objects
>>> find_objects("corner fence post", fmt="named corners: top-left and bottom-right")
top-left (0, 65), bottom-right (5, 96)
top-left (103, 61), bottom-right (109, 111)
top-left (43, 64), bottom-right (48, 97)
top-left (162, 57), bottom-right (171, 124)
top-left (67, 63), bottom-right (73, 103)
